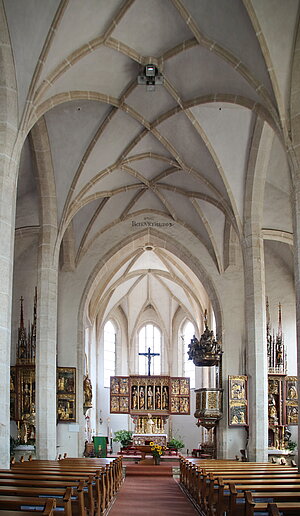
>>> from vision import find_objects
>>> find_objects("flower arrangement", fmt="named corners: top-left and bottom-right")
top-left (150, 442), bottom-right (166, 464)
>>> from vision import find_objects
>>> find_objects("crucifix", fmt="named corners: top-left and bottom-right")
top-left (139, 347), bottom-right (160, 376)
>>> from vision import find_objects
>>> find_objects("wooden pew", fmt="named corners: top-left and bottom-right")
top-left (179, 458), bottom-right (300, 515)
top-left (213, 476), bottom-right (300, 515)
top-left (0, 484), bottom-right (85, 516)
top-left (0, 493), bottom-right (71, 514)
top-left (15, 455), bottom-right (123, 508)
top-left (0, 498), bottom-right (56, 515)
top-left (8, 461), bottom-right (114, 513)
top-left (0, 472), bottom-right (92, 515)
top-left (245, 490), bottom-right (300, 516)
top-left (2, 456), bottom-right (123, 515)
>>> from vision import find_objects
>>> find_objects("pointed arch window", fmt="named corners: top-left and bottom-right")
top-left (104, 320), bottom-right (116, 387)
top-left (182, 320), bottom-right (195, 388)
top-left (138, 324), bottom-right (161, 375)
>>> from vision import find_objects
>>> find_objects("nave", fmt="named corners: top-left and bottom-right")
top-left (108, 461), bottom-right (198, 516)
top-left (2, 454), bottom-right (300, 515)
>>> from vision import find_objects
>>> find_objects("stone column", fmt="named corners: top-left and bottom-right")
top-left (0, 1), bottom-right (18, 468)
top-left (243, 120), bottom-right (272, 462)
top-left (244, 230), bottom-right (268, 461)
top-left (290, 20), bottom-right (300, 468)
top-left (31, 120), bottom-right (58, 459)
top-left (292, 176), bottom-right (300, 467)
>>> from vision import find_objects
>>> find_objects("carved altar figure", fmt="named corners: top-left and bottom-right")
top-left (155, 387), bottom-right (161, 409)
top-left (288, 384), bottom-right (297, 399)
top-left (268, 393), bottom-right (278, 424)
top-left (147, 386), bottom-right (153, 409)
top-left (23, 383), bottom-right (31, 414)
top-left (146, 413), bottom-right (155, 433)
top-left (139, 386), bottom-right (145, 409)
top-left (132, 386), bottom-right (138, 409)
top-left (162, 386), bottom-right (168, 409)
top-left (83, 375), bottom-right (93, 407)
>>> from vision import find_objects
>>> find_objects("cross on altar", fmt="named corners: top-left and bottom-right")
top-left (139, 347), bottom-right (160, 376)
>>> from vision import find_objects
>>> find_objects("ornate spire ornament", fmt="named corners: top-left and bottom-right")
top-left (266, 300), bottom-right (287, 374)
top-left (17, 296), bottom-right (28, 363)
top-left (187, 310), bottom-right (223, 366)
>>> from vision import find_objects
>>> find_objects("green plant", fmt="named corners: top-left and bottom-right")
top-left (10, 436), bottom-right (20, 455)
top-left (168, 437), bottom-right (184, 450)
top-left (287, 440), bottom-right (297, 452)
top-left (113, 429), bottom-right (133, 447)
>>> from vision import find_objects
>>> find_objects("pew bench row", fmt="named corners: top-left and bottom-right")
top-left (180, 457), bottom-right (300, 515)
top-left (0, 456), bottom-right (123, 515)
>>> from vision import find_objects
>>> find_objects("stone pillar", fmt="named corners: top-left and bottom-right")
top-left (290, 20), bottom-right (300, 470)
top-left (244, 230), bottom-right (268, 461)
top-left (31, 120), bottom-right (58, 459)
top-left (292, 178), bottom-right (300, 467)
top-left (243, 119), bottom-right (272, 462)
top-left (35, 266), bottom-right (58, 459)
top-left (0, 1), bottom-right (18, 468)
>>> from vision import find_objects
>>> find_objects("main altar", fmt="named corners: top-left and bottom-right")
top-left (110, 375), bottom-right (190, 442)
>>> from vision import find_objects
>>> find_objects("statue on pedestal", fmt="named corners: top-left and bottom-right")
top-left (146, 413), bottom-right (155, 434)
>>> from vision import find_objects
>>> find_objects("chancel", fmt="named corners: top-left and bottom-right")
top-left (1, 2), bottom-right (300, 514)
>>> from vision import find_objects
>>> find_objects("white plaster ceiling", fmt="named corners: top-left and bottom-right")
top-left (10, 0), bottom-right (298, 327)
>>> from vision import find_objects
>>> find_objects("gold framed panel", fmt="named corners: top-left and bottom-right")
top-left (110, 376), bottom-right (130, 413)
top-left (170, 377), bottom-right (190, 414)
top-left (228, 375), bottom-right (248, 426)
top-left (57, 367), bottom-right (76, 394)
top-left (57, 367), bottom-right (76, 422)
top-left (14, 365), bottom-right (36, 421)
top-left (285, 376), bottom-right (298, 425)
top-left (57, 394), bottom-right (76, 422)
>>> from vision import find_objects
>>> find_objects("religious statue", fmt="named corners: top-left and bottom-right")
top-left (83, 374), bottom-right (93, 407)
top-left (155, 387), bottom-right (161, 409)
top-left (147, 386), bottom-right (153, 410)
top-left (23, 383), bottom-right (31, 414)
top-left (19, 420), bottom-right (28, 444)
top-left (139, 386), bottom-right (145, 409)
top-left (268, 393), bottom-right (278, 424)
top-left (132, 386), bottom-right (138, 409)
top-left (146, 413), bottom-right (155, 433)
top-left (288, 384), bottom-right (297, 399)
top-left (287, 406), bottom-right (298, 425)
top-left (162, 386), bottom-right (169, 410)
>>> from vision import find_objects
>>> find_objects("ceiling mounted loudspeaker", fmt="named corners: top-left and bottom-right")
top-left (138, 64), bottom-right (163, 91)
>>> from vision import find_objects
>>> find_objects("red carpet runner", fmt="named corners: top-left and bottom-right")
top-left (108, 463), bottom-right (199, 515)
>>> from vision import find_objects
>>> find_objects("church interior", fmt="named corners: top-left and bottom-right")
top-left (1, 0), bottom-right (300, 504)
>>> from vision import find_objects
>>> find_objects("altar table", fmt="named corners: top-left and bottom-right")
top-left (132, 433), bottom-right (167, 447)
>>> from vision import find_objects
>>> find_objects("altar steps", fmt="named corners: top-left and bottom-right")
top-left (125, 464), bottom-right (173, 476)
top-left (113, 453), bottom-right (180, 463)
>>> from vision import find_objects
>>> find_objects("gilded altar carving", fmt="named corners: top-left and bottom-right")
top-left (228, 375), bottom-right (248, 426)
top-left (285, 376), bottom-right (298, 426)
top-left (110, 375), bottom-right (190, 415)
top-left (57, 368), bottom-right (76, 422)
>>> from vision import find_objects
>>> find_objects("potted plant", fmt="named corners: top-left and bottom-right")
top-left (168, 437), bottom-right (184, 452)
top-left (113, 430), bottom-right (133, 448)
top-left (287, 440), bottom-right (297, 453)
